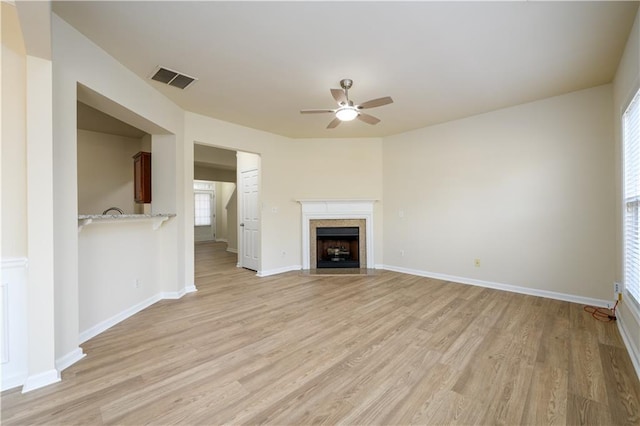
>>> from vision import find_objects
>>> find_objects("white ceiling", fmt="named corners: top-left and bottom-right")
top-left (52, 1), bottom-right (638, 139)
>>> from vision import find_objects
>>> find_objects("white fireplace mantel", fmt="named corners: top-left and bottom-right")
top-left (297, 199), bottom-right (377, 270)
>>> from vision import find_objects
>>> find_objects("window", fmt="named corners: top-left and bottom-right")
top-left (623, 89), bottom-right (640, 305)
top-left (194, 192), bottom-right (212, 226)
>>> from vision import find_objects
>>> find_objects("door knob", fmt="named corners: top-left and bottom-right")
top-left (240, 223), bottom-right (245, 227)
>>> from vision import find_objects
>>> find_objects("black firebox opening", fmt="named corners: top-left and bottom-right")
top-left (316, 226), bottom-right (360, 268)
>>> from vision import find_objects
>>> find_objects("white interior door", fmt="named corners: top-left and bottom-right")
top-left (240, 169), bottom-right (259, 271)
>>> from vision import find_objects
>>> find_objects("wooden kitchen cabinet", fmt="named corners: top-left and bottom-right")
top-left (133, 151), bottom-right (151, 203)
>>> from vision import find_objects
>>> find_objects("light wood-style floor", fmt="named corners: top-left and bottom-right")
top-left (3, 242), bottom-right (640, 425)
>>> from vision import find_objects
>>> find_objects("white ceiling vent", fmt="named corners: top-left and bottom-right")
top-left (150, 66), bottom-right (197, 90)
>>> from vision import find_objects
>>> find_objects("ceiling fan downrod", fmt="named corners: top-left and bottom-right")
top-left (340, 78), bottom-right (353, 102)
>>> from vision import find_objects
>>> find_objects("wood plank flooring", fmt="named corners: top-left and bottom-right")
top-left (2, 241), bottom-right (639, 425)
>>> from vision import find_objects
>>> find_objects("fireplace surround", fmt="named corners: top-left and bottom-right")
top-left (298, 200), bottom-right (376, 270)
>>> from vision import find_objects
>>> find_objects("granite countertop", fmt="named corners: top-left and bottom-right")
top-left (78, 213), bottom-right (176, 220)
top-left (77, 213), bottom-right (176, 231)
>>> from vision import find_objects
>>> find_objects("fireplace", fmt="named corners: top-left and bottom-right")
top-left (316, 226), bottom-right (360, 268)
top-left (298, 199), bottom-right (376, 270)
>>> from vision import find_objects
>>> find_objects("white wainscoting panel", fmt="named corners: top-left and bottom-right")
top-left (1, 258), bottom-right (29, 391)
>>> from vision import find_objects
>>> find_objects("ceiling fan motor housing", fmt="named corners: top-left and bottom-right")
top-left (340, 79), bottom-right (353, 90)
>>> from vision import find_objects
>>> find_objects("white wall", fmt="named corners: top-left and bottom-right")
top-left (0, 7), bottom-right (29, 387)
top-left (382, 85), bottom-right (615, 302)
top-left (77, 129), bottom-right (143, 214)
top-left (1, 1), bottom-right (27, 259)
top-left (613, 10), bottom-right (640, 374)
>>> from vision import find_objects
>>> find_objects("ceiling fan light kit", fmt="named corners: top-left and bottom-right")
top-left (335, 106), bottom-right (358, 121)
top-left (301, 78), bottom-right (393, 129)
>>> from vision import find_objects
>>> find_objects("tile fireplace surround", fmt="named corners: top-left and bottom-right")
top-left (298, 200), bottom-right (376, 270)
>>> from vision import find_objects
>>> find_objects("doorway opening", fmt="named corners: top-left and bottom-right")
top-left (193, 144), bottom-right (238, 254)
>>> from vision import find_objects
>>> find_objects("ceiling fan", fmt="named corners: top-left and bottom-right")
top-left (300, 79), bottom-right (393, 129)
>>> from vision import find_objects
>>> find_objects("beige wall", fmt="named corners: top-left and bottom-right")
top-left (1, 2), bottom-right (27, 259)
top-left (78, 222), bottom-right (159, 335)
top-left (613, 10), bottom-right (640, 371)
top-left (216, 181), bottom-right (236, 242)
top-left (187, 112), bottom-right (384, 274)
top-left (383, 85), bottom-right (615, 302)
top-left (77, 129), bottom-right (143, 214)
top-left (194, 144), bottom-right (236, 168)
top-left (51, 13), bottom-right (186, 367)
top-left (226, 186), bottom-right (238, 252)
top-left (194, 165), bottom-right (236, 183)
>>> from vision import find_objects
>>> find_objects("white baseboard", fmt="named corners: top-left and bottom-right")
top-left (79, 286), bottom-right (197, 344)
top-left (1, 371), bottom-right (27, 392)
top-left (216, 238), bottom-right (228, 243)
top-left (227, 247), bottom-right (238, 254)
top-left (55, 347), bottom-right (86, 372)
top-left (79, 293), bottom-right (162, 343)
top-left (257, 265), bottom-right (302, 277)
top-left (22, 369), bottom-right (60, 393)
top-left (160, 290), bottom-right (184, 300)
top-left (380, 264), bottom-right (611, 308)
top-left (161, 284), bottom-right (199, 299)
top-left (618, 312), bottom-right (640, 381)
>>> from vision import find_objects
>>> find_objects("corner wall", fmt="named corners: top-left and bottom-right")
top-left (382, 85), bottom-right (615, 304)
top-left (51, 13), bottom-right (187, 371)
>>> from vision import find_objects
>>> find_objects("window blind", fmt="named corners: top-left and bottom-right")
top-left (623, 90), bottom-right (640, 304)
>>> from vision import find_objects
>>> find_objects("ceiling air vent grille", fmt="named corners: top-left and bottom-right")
top-left (150, 66), bottom-right (197, 90)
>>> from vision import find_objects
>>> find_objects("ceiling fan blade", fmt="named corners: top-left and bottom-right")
top-left (358, 96), bottom-right (393, 109)
top-left (357, 113), bottom-right (380, 125)
top-left (300, 109), bottom-right (334, 114)
top-left (327, 117), bottom-right (341, 129)
top-left (331, 88), bottom-right (347, 105)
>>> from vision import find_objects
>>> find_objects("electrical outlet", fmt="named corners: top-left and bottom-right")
top-left (474, 259), bottom-right (481, 267)
top-left (614, 282), bottom-right (623, 301)
top-left (614, 282), bottom-right (623, 295)
top-left (400, 250), bottom-right (405, 257)
top-left (134, 279), bottom-right (140, 288)
top-left (281, 250), bottom-right (286, 257)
